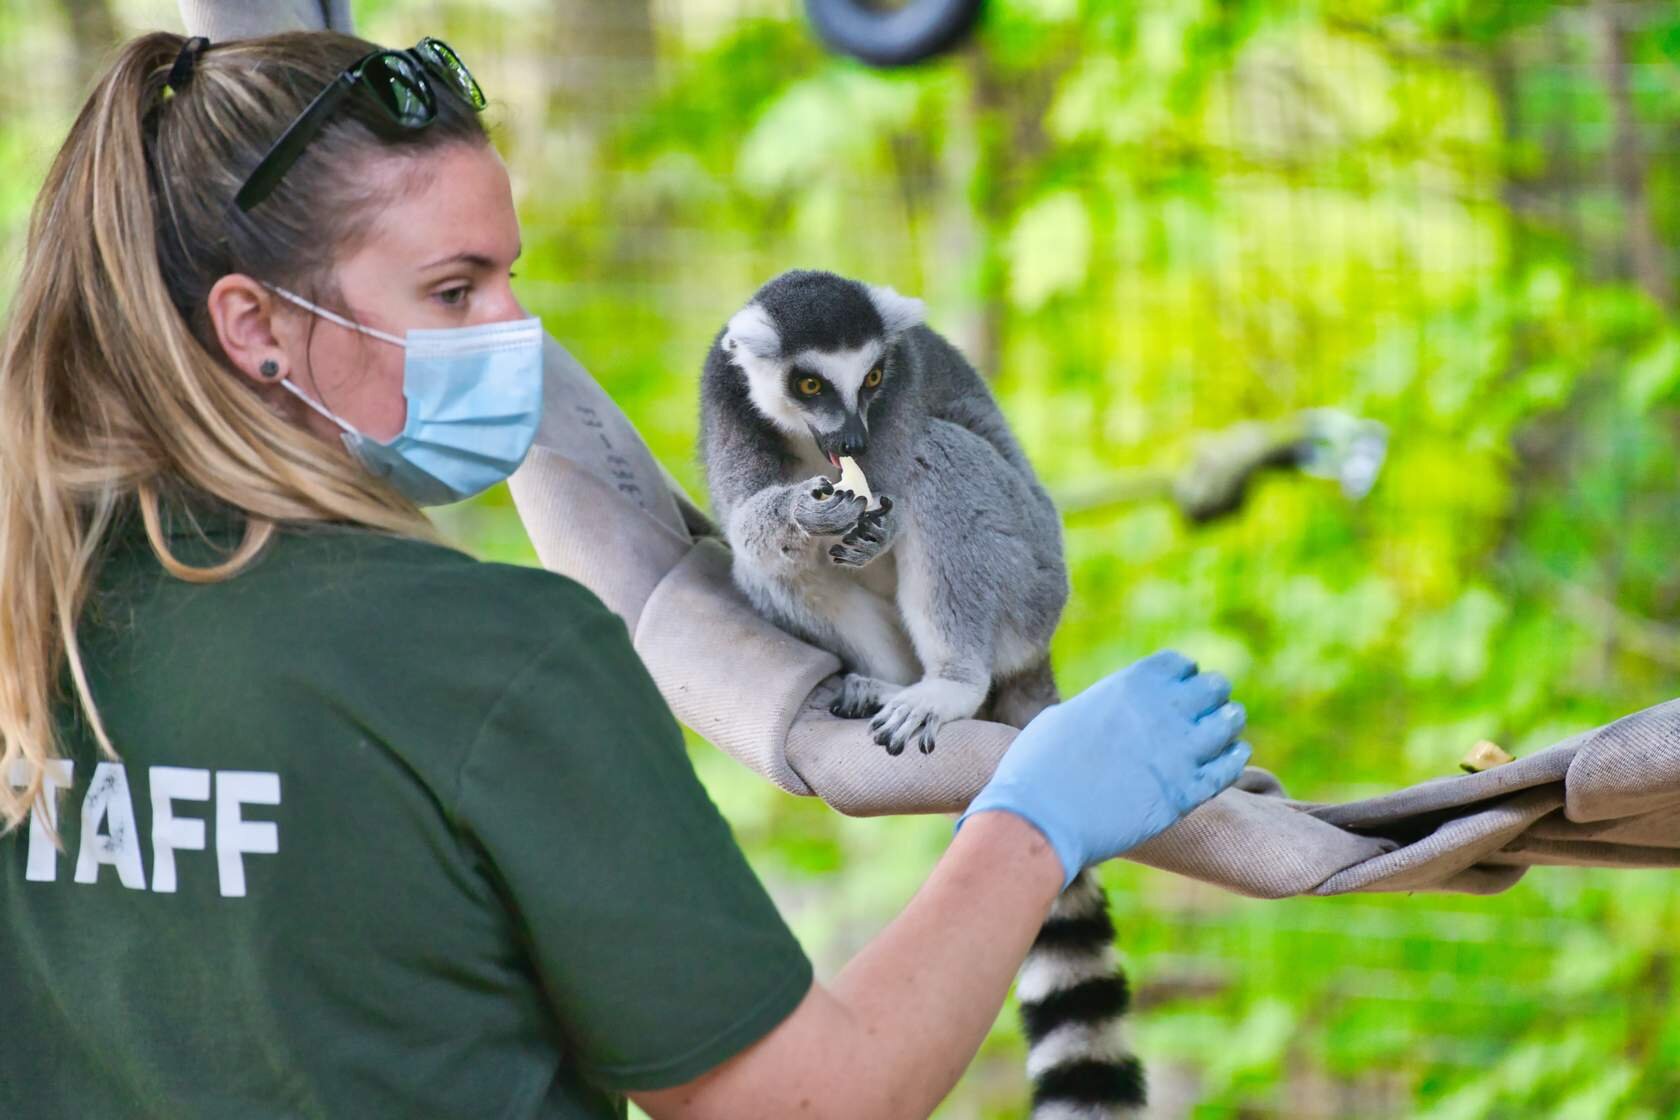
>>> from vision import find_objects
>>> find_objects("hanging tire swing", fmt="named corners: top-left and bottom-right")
top-left (804, 0), bottom-right (985, 66)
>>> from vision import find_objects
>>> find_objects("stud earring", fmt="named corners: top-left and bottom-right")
top-left (259, 359), bottom-right (281, 380)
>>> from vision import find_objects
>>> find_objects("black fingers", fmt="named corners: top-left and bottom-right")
top-left (830, 696), bottom-right (884, 719)
top-left (915, 722), bottom-right (939, 754)
top-left (828, 498), bottom-right (893, 561)
top-left (829, 542), bottom-right (873, 566)
top-left (856, 497), bottom-right (893, 531)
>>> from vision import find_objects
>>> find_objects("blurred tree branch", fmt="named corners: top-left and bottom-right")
top-left (1554, 579), bottom-right (1680, 670)
top-left (1504, 559), bottom-right (1680, 669)
top-left (1055, 418), bottom-right (1304, 523)
top-left (1322, 16), bottom-right (1484, 68)
top-left (549, 0), bottom-right (657, 162)
top-left (1054, 412), bottom-right (1380, 524)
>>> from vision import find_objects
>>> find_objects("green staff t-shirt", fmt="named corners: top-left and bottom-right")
top-left (1, 505), bottom-right (812, 1118)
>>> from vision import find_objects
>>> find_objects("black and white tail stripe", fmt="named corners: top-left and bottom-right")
top-left (1018, 869), bottom-right (1145, 1119)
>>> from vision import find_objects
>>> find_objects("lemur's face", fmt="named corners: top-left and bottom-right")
top-left (722, 279), bottom-right (922, 465)
top-left (747, 338), bottom-right (887, 464)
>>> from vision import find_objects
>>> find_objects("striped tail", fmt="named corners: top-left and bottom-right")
top-left (1017, 869), bottom-right (1145, 1119)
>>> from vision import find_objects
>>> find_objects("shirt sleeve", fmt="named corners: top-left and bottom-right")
top-left (453, 591), bottom-right (814, 1092)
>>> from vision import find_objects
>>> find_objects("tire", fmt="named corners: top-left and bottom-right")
top-left (804, 0), bottom-right (985, 67)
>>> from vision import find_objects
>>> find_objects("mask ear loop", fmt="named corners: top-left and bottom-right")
top-left (264, 283), bottom-right (407, 347)
top-left (260, 282), bottom-right (406, 438)
top-left (276, 378), bottom-right (365, 438)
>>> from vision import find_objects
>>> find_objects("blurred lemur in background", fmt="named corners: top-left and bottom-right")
top-left (700, 269), bottom-right (1146, 1119)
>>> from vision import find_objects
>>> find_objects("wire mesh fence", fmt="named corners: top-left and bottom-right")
top-left (4, 0), bottom-right (1679, 1115)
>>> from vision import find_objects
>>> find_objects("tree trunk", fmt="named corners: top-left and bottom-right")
top-left (57, 0), bottom-right (118, 94)
top-left (550, 0), bottom-right (657, 129)
top-left (1595, 0), bottom-right (1673, 310)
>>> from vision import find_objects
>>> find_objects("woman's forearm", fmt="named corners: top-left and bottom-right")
top-left (825, 810), bottom-right (1064, 1112)
top-left (633, 810), bottom-right (1063, 1120)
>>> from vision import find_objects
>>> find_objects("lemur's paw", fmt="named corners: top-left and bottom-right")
top-left (869, 678), bottom-right (985, 756)
top-left (830, 673), bottom-right (892, 719)
top-left (870, 702), bottom-right (943, 755)
top-left (828, 540), bottom-right (876, 567)
top-left (793, 477), bottom-right (867, 536)
top-left (828, 496), bottom-right (895, 567)
top-left (855, 494), bottom-right (893, 531)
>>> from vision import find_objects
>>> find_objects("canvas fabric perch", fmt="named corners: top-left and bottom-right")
top-left (181, 0), bottom-right (1680, 901)
top-left (507, 342), bottom-right (1680, 899)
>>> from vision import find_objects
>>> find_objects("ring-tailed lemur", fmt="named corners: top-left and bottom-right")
top-left (699, 269), bottom-right (1145, 1119)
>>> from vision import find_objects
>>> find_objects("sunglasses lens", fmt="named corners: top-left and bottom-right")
top-left (365, 52), bottom-right (434, 126)
top-left (418, 38), bottom-right (486, 110)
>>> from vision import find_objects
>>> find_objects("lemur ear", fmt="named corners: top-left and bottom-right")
top-left (723, 303), bottom-right (781, 361)
top-left (867, 284), bottom-right (925, 336)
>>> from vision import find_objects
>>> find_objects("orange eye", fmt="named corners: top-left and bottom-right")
top-left (797, 377), bottom-right (823, 396)
top-left (864, 366), bottom-right (883, 388)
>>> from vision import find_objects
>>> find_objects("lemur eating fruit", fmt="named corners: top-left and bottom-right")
top-left (699, 269), bottom-right (1146, 1119)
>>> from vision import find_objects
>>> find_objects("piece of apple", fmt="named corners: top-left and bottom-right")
top-left (834, 455), bottom-right (879, 510)
top-left (1459, 739), bottom-right (1515, 773)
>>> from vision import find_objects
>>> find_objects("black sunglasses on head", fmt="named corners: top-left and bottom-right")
top-left (234, 37), bottom-right (486, 213)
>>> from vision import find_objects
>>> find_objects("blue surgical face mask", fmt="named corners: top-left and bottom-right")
top-left (265, 284), bottom-right (544, 506)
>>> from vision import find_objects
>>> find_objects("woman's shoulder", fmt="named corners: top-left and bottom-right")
top-left (100, 509), bottom-right (618, 664)
top-left (263, 521), bottom-right (618, 644)
top-left (96, 507), bottom-right (629, 690)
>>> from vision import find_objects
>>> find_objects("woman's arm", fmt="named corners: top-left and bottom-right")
top-left (632, 810), bottom-right (1062, 1120)
top-left (635, 649), bottom-right (1250, 1120)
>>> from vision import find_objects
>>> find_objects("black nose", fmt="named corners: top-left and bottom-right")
top-left (833, 413), bottom-right (869, 458)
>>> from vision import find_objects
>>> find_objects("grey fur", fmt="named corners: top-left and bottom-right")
top-left (702, 269), bottom-right (1069, 756)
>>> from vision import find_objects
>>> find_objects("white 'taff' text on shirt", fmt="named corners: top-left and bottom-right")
top-left (8, 761), bottom-right (280, 898)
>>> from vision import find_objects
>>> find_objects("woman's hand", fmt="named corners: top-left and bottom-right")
top-left (959, 649), bottom-right (1251, 888)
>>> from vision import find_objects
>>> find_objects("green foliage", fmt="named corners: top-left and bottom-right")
top-left (5, 0), bottom-right (1679, 1115)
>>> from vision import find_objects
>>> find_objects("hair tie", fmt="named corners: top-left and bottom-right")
top-left (162, 36), bottom-right (211, 101)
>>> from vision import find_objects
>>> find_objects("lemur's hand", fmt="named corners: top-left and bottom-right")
top-left (792, 476), bottom-right (867, 536)
top-left (829, 496), bottom-right (896, 567)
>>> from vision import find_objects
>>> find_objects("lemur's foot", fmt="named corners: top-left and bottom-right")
top-left (829, 673), bottom-right (894, 719)
top-left (870, 678), bottom-right (987, 756)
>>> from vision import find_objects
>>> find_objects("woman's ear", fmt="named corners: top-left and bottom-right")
top-left (206, 274), bottom-right (295, 387)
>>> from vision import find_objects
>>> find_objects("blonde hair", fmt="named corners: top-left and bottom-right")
top-left (0, 31), bottom-right (490, 833)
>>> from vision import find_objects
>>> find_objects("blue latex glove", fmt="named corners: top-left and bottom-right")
top-left (958, 649), bottom-right (1251, 888)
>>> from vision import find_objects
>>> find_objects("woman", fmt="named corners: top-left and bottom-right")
top-left (0, 31), bottom-right (1250, 1119)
